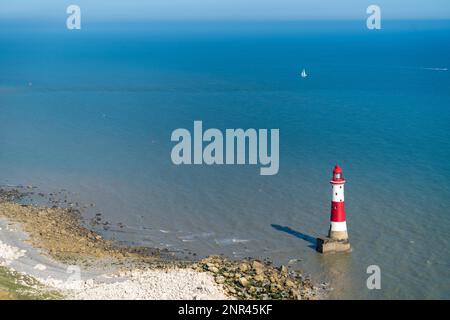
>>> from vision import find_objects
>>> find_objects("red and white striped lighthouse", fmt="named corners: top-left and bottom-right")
top-left (316, 164), bottom-right (350, 253)
top-left (328, 165), bottom-right (348, 241)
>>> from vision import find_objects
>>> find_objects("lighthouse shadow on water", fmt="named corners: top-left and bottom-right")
top-left (271, 224), bottom-right (318, 250)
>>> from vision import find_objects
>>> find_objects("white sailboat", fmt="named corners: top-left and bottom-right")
top-left (301, 68), bottom-right (308, 78)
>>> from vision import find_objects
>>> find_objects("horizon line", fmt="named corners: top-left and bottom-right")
top-left (2, 17), bottom-right (450, 23)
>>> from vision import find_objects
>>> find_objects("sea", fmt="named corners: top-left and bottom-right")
top-left (1, 20), bottom-right (449, 299)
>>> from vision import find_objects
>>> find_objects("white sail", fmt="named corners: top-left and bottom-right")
top-left (301, 69), bottom-right (307, 78)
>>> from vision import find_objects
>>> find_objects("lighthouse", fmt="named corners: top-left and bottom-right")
top-left (329, 165), bottom-right (348, 240)
top-left (316, 165), bottom-right (351, 253)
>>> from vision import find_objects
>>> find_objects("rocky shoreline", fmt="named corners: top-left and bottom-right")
top-left (194, 256), bottom-right (318, 300)
top-left (0, 186), bottom-right (322, 300)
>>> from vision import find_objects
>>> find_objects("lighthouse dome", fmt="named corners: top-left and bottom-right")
top-left (331, 164), bottom-right (345, 183)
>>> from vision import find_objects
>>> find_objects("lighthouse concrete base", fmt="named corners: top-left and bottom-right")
top-left (316, 237), bottom-right (351, 254)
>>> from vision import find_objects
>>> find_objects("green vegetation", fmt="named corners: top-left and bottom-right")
top-left (0, 266), bottom-right (63, 300)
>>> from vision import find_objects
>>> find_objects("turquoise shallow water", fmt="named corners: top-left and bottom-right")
top-left (1, 21), bottom-right (449, 299)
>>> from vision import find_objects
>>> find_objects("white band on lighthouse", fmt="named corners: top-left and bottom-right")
top-left (332, 184), bottom-right (345, 202)
top-left (330, 221), bottom-right (347, 232)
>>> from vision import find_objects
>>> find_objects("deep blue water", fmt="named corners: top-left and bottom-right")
top-left (1, 21), bottom-right (449, 299)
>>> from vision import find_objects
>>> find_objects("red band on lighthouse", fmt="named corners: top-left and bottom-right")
top-left (330, 201), bottom-right (346, 222)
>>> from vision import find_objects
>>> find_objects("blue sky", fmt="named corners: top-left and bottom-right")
top-left (1, 0), bottom-right (449, 21)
